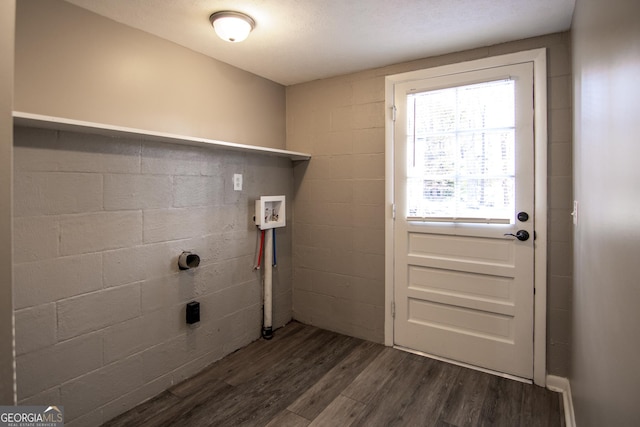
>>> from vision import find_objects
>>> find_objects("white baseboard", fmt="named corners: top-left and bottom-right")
top-left (547, 375), bottom-right (576, 427)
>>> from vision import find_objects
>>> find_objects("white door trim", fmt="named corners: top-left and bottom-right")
top-left (384, 48), bottom-right (548, 386)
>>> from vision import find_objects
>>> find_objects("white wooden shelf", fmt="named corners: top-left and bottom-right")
top-left (13, 111), bottom-right (311, 161)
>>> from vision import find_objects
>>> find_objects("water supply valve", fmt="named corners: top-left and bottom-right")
top-left (254, 195), bottom-right (286, 230)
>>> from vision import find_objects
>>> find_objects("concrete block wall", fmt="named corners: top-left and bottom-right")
top-left (12, 126), bottom-right (294, 425)
top-left (287, 32), bottom-right (573, 375)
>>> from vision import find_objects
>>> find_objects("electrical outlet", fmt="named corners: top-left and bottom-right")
top-left (233, 174), bottom-right (242, 191)
top-left (572, 200), bottom-right (578, 225)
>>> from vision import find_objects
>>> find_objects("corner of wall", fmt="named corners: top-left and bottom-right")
top-left (0, 0), bottom-right (16, 406)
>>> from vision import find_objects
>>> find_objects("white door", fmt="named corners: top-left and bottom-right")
top-left (393, 62), bottom-right (535, 379)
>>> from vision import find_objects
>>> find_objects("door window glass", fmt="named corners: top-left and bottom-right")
top-left (406, 79), bottom-right (515, 222)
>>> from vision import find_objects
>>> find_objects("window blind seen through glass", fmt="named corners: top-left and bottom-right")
top-left (406, 79), bottom-right (515, 222)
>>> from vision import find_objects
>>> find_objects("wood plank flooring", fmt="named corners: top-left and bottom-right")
top-left (103, 322), bottom-right (564, 427)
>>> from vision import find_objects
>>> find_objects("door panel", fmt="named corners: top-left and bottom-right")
top-left (408, 266), bottom-right (513, 303)
top-left (407, 299), bottom-right (513, 340)
top-left (393, 62), bottom-right (534, 378)
top-left (408, 231), bottom-right (514, 264)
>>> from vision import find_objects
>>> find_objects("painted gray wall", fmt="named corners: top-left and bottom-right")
top-left (0, 0), bottom-right (16, 405)
top-left (12, 3), bottom-right (293, 423)
top-left (13, 127), bottom-right (294, 425)
top-left (571, 0), bottom-right (640, 424)
top-left (14, 0), bottom-right (286, 150)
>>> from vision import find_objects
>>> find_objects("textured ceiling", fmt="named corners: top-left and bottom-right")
top-left (64, 0), bottom-right (575, 86)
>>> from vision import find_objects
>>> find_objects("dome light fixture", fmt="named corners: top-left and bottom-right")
top-left (209, 11), bottom-right (255, 43)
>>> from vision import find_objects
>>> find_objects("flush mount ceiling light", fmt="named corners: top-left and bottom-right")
top-left (209, 11), bottom-right (256, 43)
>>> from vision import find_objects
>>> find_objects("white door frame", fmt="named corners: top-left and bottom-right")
top-left (384, 49), bottom-right (548, 386)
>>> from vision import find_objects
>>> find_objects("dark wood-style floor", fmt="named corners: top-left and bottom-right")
top-left (104, 321), bottom-right (564, 427)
